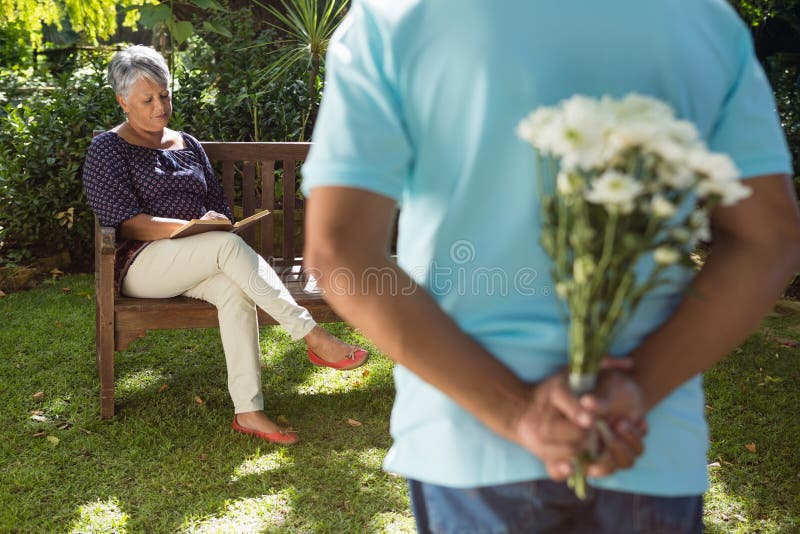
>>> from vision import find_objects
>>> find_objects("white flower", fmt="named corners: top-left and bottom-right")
top-left (659, 164), bottom-right (697, 190)
top-left (650, 194), bottom-right (677, 218)
top-left (558, 96), bottom-right (619, 170)
top-left (557, 171), bottom-right (574, 194)
top-left (720, 180), bottom-right (752, 206)
top-left (687, 149), bottom-right (739, 183)
top-left (689, 210), bottom-right (711, 242)
top-left (697, 177), bottom-right (752, 206)
top-left (518, 96), bottom-right (620, 171)
top-left (648, 139), bottom-right (693, 165)
top-left (608, 94), bottom-right (699, 158)
top-left (653, 246), bottom-right (681, 265)
top-left (584, 170), bottom-right (644, 213)
top-left (516, 107), bottom-right (562, 150)
top-left (557, 171), bottom-right (584, 195)
top-left (612, 93), bottom-right (675, 125)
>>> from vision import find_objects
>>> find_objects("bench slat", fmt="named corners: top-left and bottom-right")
top-left (283, 159), bottom-right (296, 261)
top-left (203, 142), bottom-right (310, 161)
top-left (261, 160), bottom-right (276, 259)
top-left (222, 160), bottom-right (235, 215)
top-left (242, 161), bottom-right (257, 246)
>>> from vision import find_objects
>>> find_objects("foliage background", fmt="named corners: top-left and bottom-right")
top-left (0, 2), bottom-right (319, 273)
top-left (0, 0), bottom-right (798, 284)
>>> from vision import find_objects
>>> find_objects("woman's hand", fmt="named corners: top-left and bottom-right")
top-left (200, 210), bottom-right (230, 221)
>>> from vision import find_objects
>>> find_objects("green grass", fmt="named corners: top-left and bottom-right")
top-left (0, 274), bottom-right (798, 532)
top-left (703, 300), bottom-right (800, 533)
top-left (0, 274), bottom-right (413, 533)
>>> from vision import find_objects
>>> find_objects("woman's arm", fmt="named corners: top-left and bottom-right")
top-left (119, 210), bottom-right (231, 241)
top-left (118, 214), bottom-right (188, 241)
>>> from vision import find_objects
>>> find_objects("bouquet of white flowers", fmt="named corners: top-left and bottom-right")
top-left (517, 93), bottom-right (752, 498)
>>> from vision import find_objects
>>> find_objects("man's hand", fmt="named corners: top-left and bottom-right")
top-left (580, 368), bottom-right (648, 477)
top-left (514, 371), bottom-right (593, 481)
top-left (514, 368), bottom-right (648, 481)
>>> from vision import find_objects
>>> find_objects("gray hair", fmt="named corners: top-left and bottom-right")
top-left (107, 45), bottom-right (171, 97)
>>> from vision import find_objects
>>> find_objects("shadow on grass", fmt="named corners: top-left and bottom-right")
top-left (0, 274), bottom-right (412, 531)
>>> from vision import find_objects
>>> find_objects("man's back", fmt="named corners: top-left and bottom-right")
top-left (304, 0), bottom-right (791, 494)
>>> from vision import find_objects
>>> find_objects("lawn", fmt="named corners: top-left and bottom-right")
top-left (0, 274), bottom-right (798, 532)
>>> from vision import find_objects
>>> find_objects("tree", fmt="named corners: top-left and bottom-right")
top-left (0, 0), bottom-right (152, 45)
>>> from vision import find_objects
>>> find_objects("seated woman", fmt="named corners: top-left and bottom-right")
top-left (83, 45), bottom-right (368, 444)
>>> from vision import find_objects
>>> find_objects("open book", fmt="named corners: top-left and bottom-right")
top-left (169, 209), bottom-right (272, 239)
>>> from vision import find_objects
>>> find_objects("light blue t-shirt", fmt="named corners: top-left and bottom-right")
top-left (302, 0), bottom-right (792, 496)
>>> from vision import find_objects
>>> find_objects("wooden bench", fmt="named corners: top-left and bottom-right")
top-left (94, 141), bottom-right (341, 419)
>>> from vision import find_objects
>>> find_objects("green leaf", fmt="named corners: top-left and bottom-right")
top-left (171, 20), bottom-right (194, 45)
top-left (191, 0), bottom-right (225, 10)
top-left (138, 4), bottom-right (171, 28)
top-left (202, 20), bottom-right (232, 38)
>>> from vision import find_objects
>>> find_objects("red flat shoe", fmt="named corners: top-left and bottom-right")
top-left (308, 347), bottom-right (369, 371)
top-left (232, 416), bottom-right (299, 444)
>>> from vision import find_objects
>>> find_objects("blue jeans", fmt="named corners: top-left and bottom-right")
top-left (408, 479), bottom-right (703, 534)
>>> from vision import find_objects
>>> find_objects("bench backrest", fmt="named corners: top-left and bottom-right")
top-left (201, 141), bottom-right (310, 270)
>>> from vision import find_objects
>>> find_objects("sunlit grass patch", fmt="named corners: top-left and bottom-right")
top-left (230, 450), bottom-right (292, 482)
top-left (356, 447), bottom-right (385, 470)
top-left (70, 498), bottom-right (129, 534)
top-left (115, 368), bottom-right (169, 396)
top-left (39, 393), bottom-right (72, 417)
top-left (704, 474), bottom-right (792, 533)
top-left (367, 511), bottom-right (417, 533)
top-left (183, 493), bottom-right (291, 533)
top-left (295, 365), bottom-right (367, 395)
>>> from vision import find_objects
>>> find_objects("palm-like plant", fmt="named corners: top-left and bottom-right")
top-left (253, 0), bottom-right (349, 139)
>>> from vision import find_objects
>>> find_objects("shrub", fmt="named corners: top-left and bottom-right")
top-left (0, 54), bottom-right (118, 270)
top-left (170, 9), bottom-right (312, 142)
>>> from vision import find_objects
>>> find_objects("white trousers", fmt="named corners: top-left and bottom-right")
top-left (122, 231), bottom-right (316, 413)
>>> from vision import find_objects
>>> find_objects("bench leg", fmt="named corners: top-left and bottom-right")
top-left (96, 293), bottom-right (115, 419)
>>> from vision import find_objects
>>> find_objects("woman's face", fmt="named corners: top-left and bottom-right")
top-left (117, 76), bottom-right (172, 131)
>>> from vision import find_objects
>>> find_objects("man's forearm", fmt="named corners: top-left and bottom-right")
top-left (632, 234), bottom-right (800, 411)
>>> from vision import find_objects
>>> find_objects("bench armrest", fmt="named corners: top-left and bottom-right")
top-left (93, 219), bottom-right (116, 295)
top-left (97, 225), bottom-right (116, 256)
